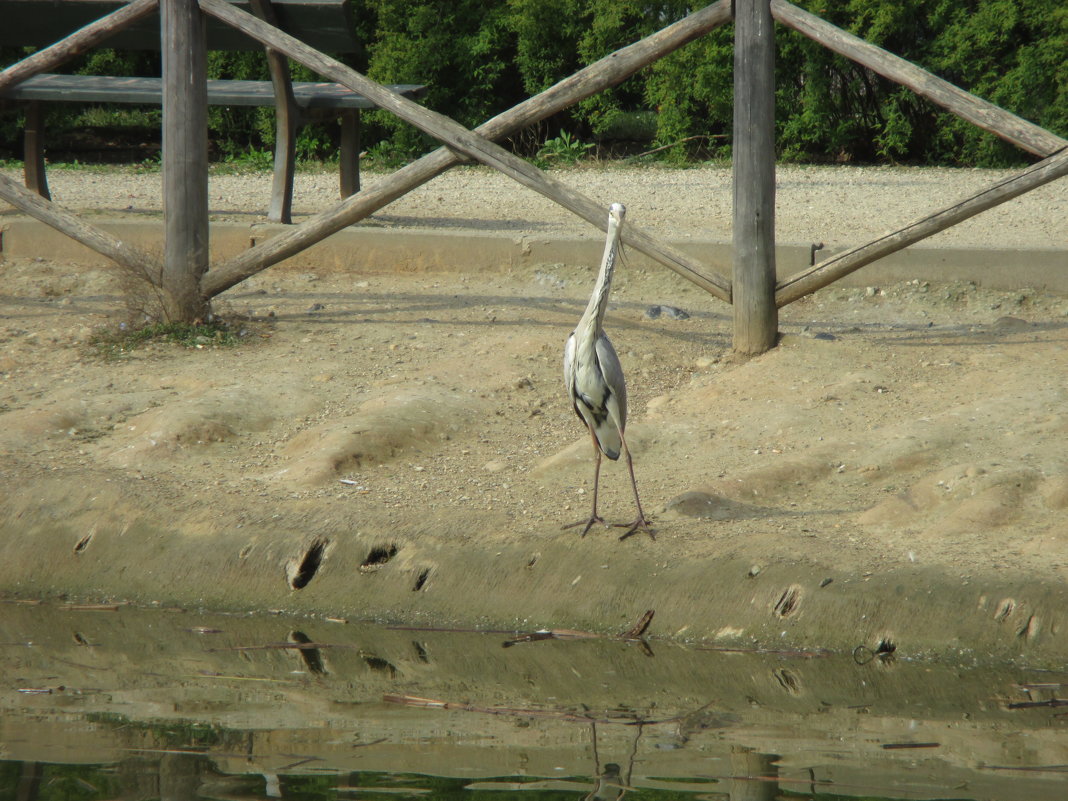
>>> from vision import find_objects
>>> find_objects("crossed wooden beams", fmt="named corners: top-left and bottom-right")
top-left (0, 0), bottom-right (1064, 324)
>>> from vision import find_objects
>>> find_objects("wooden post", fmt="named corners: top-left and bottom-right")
top-left (23, 102), bottom-right (50, 200)
top-left (161, 0), bottom-right (210, 322)
top-left (339, 109), bottom-right (360, 196)
top-left (251, 0), bottom-right (297, 224)
top-left (732, 0), bottom-right (778, 354)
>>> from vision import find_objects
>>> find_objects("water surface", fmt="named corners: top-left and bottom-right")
top-left (1, 602), bottom-right (1065, 799)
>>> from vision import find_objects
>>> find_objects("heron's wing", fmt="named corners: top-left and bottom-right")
top-left (563, 333), bottom-right (576, 395)
top-left (595, 333), bottom-right (627, 432)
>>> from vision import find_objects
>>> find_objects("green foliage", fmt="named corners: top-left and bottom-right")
top-left (364, 0), bottom-right (520, 155)
top-left (1, 0), bottom-right (1064, 166)
top-left (533, 130), bottom-right (593, 167)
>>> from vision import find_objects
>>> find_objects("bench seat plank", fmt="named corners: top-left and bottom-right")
top-left (5, 74), bottom-right (426, 109)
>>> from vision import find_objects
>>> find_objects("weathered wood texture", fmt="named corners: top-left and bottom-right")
top-left (161, 0), bottom-right (210, 321)
top-left (776, 149), bottom-right (1068, 306)
top-left (22, 102), bottom-right (49, 199)
top-left (771, 0), bottom-right (1068, 158)
top-left (339, 110), bottom-right (360, 195)
top-left (201, 0), bottom-right (734, 299)
top-left (732, 0), bottom-right (778, 354)
top-left (6, 74), bottom-right (423, 108)
top-left (0, 171), bottom-right (157, 277)
top-left (251, 0), bottom-right (297, 223)
top-left (0, 0), bottom-right (158, 93)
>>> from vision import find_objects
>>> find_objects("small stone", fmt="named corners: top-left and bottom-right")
top-left (645, 304), bottom-right (690, 320)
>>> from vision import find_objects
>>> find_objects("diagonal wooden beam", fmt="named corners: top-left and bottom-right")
top-left (775, 148), bottom-right (1068, 307)
top-left (0, 170), bottom-right (159, 281)
top-left (771, 0), bottom-right (1067, 158)
top-left (0, 0), bottom-right (159, 93)
top-left (198, 0), bottom-right (732, 301)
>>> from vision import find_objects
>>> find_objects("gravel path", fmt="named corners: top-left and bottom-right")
top-left (3, 163), bottom-right (1065, 250)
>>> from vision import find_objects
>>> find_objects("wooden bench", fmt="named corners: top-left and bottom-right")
top-left (0, 0), bottom-right (425, 223)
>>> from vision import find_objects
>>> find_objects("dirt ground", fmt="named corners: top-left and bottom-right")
top-left (1, 163), bottom-right (1067, 657)
top-left (2, 249), bottom-right (1067, 582)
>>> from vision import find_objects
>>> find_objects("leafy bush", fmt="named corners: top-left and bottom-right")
top-left (1, 0), bottom-right (1064, 166)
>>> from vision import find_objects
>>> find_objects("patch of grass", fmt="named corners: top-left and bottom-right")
top-left (90, 319), bottom-right (244, 358)
top-left (532, 131), bottom-right (594, 169)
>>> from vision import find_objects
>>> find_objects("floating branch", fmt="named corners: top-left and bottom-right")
top-left (503, 610), bottom-right (655, 647)
top-left (382, 694), bottom-right (685, 726)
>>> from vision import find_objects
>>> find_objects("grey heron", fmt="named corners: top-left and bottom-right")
top-left (563, 203), bottom-right (653, 541)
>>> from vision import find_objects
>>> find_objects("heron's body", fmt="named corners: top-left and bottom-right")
top-left (563, 203), bottom-right (652, 539)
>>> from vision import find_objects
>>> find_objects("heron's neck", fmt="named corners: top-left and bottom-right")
top-left (578, 224), bottom-right (620, 337)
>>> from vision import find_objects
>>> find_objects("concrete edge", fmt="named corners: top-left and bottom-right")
top-left (2, 217), bottom-right (1066, 293)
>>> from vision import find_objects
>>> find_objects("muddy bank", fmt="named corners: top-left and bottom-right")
top-left (1, 251), bottom-right (1067, 663)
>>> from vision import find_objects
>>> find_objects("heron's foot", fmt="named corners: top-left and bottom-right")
top-left (615, 515), bottom-right (655, 541)
top-left (562, 515), bottom-right (607, 537)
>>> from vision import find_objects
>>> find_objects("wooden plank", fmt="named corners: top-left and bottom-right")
top-left (4, 74), bottom-right (425, 109)
top-left (775, 149), bottom-right (1068, 307)
top-left (0, 171), bottom-right (156, 277)
top-left (732, 0), bottom-right (778, 355)
top-left (770, 0), bottom-right (1068, 158)
top-left (199, 0), bottom-right (733, 301)
top-left (0, 0), bottom-right (158, 93)
top-left (161, 0), bottom-right (210, 321)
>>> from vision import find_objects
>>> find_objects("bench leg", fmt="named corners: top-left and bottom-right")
top-left (252, 0), bottom-right (297, 224)
top-left (340, 109), bottom-right (360, 197)
top-left (23, 102), bottom-right (51, 201)
top-left (269, 94), bottom-right (297, 224)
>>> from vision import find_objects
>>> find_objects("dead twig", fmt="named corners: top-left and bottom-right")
top-left (696, 645), bottom-right (831, 658)
top-left (503, 610), bottom-right (654, 648)
top-left (382, 694), bottom-right (684, 726)
top-left (1007, 698), bottom-right (1068, 710)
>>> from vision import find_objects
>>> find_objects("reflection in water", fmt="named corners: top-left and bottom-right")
top-left (1, 604), bottom-right (1066, 801)
top-left (728, 747), bottom-right (779, 801)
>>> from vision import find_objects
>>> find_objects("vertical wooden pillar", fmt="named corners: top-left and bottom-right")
top-left (161, 0), bottom-right (210, 321)
top-left (251, 0), bottom-right (298, 224)
top-left (23, 101), bottom-right (51, 200)
top-left (732, 0), bottom-right (778, 354)
top-left (339, 109), bottom-right (361, 196)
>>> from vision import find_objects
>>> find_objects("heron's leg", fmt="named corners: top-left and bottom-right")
top-left (614, 432), bottom-right (655, 541)
top-left (562, 432), bottom-right (607, 536)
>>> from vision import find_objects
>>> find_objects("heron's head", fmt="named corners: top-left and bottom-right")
top-left (608, 203), bottom-right (626, 225)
